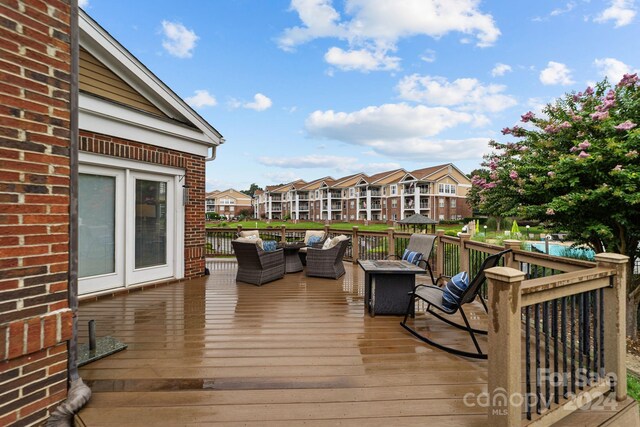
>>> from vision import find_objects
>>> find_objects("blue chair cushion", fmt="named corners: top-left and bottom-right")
top-left (402, 249), bottom-right (423, 265)
top-left (442, 271), bottom-right (470, 311)
top-left (307, 235), bottom-right (323, 246)
top-left (262, 240), bottom-right (277, 252)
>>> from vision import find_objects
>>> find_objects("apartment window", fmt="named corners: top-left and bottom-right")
top-left (451, 215), bottom-right (457, 220)
top-left (315, 190), bottom-right (319, 198)
top-left (382, 187), bottom-right (387, 196)
top-left (392, 213), bottom-right (397, 221)
top-left (230, 206), bottom-right (234, 212)
top-left (450, 199), bottom-right (457, 208)
top-left (350, 201), bottom-right (355, 208)
top-left (383, 214), bottom-right (386, 220)
top-left (390, 185), bottom-right (397, 195)
top-left (439, 198), bottom-right (445, 208)
top-left (350, 188), bottom-right (354, 197)
top-left (350, 215), bottom-right (354, 220)
top-left (439, 214), bottom-right (445, 220)
top-left (391, 199), bottom-right (397, 208)
top-left (438, 183), bottom-right (456, 194)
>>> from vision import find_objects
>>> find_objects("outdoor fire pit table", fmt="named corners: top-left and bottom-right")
top-left (357, 259), bottom-right (424, 316)
top-left (277, 242), bottom-right (306, 273)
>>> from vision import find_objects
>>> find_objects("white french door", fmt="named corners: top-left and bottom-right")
top-left (78, 160), bottom-right (182, 295)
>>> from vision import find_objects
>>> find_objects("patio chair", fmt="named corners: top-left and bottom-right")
top-left (386, 233), bottom-right (437, 285)
top-left (305, 236), bottom-right (350, 279)
top-left (297, 230), bottom-right (328, 265)
top-left (231, 240), bottom-right (285, 286)
top-left (400, 249), bottom-right (511, 359)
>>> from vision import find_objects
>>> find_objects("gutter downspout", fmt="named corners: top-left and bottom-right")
top-left (47, 1), bottom-right (91, 424)
top-left (205, 138), bottom-right (224, 162)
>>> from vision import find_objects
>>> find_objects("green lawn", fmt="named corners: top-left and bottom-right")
top-left (628, 373), bottom-right (640, 402)
top-left (206, 220), bottom-right (464, 233)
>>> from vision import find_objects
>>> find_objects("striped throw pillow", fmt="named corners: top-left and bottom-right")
top-left (402, 249), bottom-right (423, 265)
top-left (442, 271), bottom-right (470, 312)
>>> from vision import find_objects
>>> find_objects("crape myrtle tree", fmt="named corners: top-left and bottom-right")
top-left (471, 74), bottom-right (640, 337)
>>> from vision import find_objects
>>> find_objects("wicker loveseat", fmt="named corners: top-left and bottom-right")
top-left (305, 237), bottom-right (350, 279)
top-left (232, 240), bottom-right (285, 286)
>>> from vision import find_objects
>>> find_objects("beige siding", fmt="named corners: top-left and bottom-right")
top-left (79, 48), bottom-right (165, 116)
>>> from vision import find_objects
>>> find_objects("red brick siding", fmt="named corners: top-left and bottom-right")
top-left (0, 0), bottom-right (72, 424)
top-left (79, 130), bottom-right (206, 279)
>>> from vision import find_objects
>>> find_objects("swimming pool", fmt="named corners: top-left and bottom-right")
top-left (528, 243), bottom-right (595, 260)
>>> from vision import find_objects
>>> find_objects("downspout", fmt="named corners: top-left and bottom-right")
top-left (205, 138), bottom-right (224, 162)
top-left (47, 0), bottom-right (92, 424)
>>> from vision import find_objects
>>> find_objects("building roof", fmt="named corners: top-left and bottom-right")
top-left (79, 10), bottom-right (223, 150)
top-left (332, 173), bottom-right (365, 188)
top-left (408, 165), bottom-right (448, 180)
top-left (298, 177), bottom-right (334, 191)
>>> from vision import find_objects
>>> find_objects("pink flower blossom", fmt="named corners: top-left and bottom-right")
top-left (569, 146), bottom-right (579, 153)
top-left (590, 111), bottom-right (609, 121)
top-left (544, 125), bottom-right (558, 134)
top-left (509, 170), bottom-right (518, 180)
top-left (626, 150), bottom-right (638, 158)
top-left (615, 120), bottom-right (637, 131)
top-left (613, 165), bottom-right (623, 171)
top-left (489, 159), bottom-right (498, 171)
top-left (584, 86), bottom-right (594, 96)
top-left (490, 172), bottom-right (498, 180)
top-left (521, 111), bottom-right (535, 122)
top-left (618, 73), bottom-right (639, 87)
top-left (501, 127), bottom-right (512, 135)
top-left (484, 182), bottom-right (497, 189)
top-left (546, 208), bottom-right (555, 215)
top-left (571, 114), bottom-right (583, 121)
top-left (605, 89), bottom-right (616, 101)
top-left (578, 151), bottom-right (590, 158)
top-left (519, 146), bottom-right (528, 151)
top-left (547, 171), bottom-right (555, 177)
top-left (578, 140), bottom-right (591, 150)
top-left (557, 121), bottom-right (572, 130)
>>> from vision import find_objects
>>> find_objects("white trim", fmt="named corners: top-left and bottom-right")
top-left (80, 94), bottom-right (211, 157)
top-left (79, 10), bottom-right (222, 145)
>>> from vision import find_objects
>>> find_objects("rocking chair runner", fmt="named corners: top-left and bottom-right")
top-left (400, 249), bottom-right (512, 359)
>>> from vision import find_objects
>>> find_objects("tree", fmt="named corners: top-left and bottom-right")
top-left (472, 74), bottom-right (640, 336)
top-left (241, 183), bottom-right (262, 197)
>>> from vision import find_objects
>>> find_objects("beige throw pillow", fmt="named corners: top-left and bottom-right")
top-left (239, 230), bottom-right (260, 239)
top-left (304, 230), bottom-right (325, 244)
top-left (235, 236), bottom-right (263, 249)
top-left (327, 234), bottom-right (348, 249)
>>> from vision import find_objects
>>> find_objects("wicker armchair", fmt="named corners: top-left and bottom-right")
top-left (232, 240), bottom-right (285, 286)
top-left (297, 230), bottom-right (328, 266)
top-left (305, 238), bottom-right (350, 279)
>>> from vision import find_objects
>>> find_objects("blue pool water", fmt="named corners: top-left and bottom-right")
top-left (528, 243), bottom-right (595, 260)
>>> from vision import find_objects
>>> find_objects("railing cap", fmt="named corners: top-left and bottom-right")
top-left (485, 266), bottom-right (526, 283)
top-left (594, 253), bottom-right (629, 264)
top-left (436, 229), bottom-right (445, 236)
top-left (503, 239), bottom-right (521, 247)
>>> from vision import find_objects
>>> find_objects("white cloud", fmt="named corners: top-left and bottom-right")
top-left (551, 1), bottom-right (577, 16)
top-left (78, 0), bottom-right (89, 8)
top-left (278, 0), bottom-right (500, 71)
top-left (396, 75), bottom-right (517, 113)
top-left (161, 21), bottom-right (198, 58)
top-left (184, 90), bottom-right (217, 108)
top-left (303, 103), bottom-right (489, 160)
top-left (244, 93), bottom-right (273, 111)
top-left (491, 63), bottom-right (512, 77)
top-left (324, 47), bottom-right (400, 72)
top-left (594, 57), bottom-right (637, 84)
top-left (420, 49), bottom-right (436, 63)
top-left (539, 61), bottom-right (574, 85)
top-left (594, 0), bottom-right (636, 27)
top-left (263, 171), bottom-right (302, 184)
top-left (364, 162), bottom-right (402, 172)
top-left (259, 155), bottom-right (358, 170)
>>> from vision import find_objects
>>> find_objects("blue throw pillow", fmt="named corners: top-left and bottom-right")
top-left (442, 271), bottom-right (470, 311)
top-left (307, 235), bottom-right (322, 246)
top-left (262, 240), bottom-right (277, 252)
top-left (402, 249), bottom-right (423, 265)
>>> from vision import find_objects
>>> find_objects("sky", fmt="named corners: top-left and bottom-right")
top-left (80, 0), bottom-right (640, 192)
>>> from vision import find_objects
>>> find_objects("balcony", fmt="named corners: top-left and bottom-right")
top-left (331, 203), bottom-right (342, 210)
top-left (298, 203), bottom-right (309, 211)
top-left (370, 204), bottom-right (381, 210)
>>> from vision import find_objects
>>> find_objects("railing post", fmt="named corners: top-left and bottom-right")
top-left (502, 240), bottom-right (521, 269)
top-left (387, 227), bottom-right (395, 258)
top-left (324, 224), bottom-right (330, 238)
top-left (595, 253), bottom-right (629, 401)
top-left (485, 266), bottom-right (526, 427)
top-left (435, 229), bottom-right (445, 278)
top-left (459, 233), bottom-right (470, 274)
top-left (237, 224), bottom-right (243, 235)
top-left (352, 226), bottom-right (359, 263)
top-left (280, 225), bottom-right (286, 243)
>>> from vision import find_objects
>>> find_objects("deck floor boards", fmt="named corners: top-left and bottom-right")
top-left (76, 260), bottom-right (633, 426)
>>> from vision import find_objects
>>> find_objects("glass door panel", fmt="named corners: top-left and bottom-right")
top-left (135, 179), bottom-right (167, 268)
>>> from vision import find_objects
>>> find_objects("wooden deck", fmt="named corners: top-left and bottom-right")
top-left (76, 260), bottom-right (637, 426)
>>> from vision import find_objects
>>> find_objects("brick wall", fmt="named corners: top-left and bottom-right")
top-left (0, 0), bottom-right (73, 424)
top-left (79, 130), bottom-right (206, 279)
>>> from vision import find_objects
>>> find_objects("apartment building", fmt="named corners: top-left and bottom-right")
top-left (254, 164), bottom-right (472, 224)
top-left (205, 189), bottom-right (253, 218)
